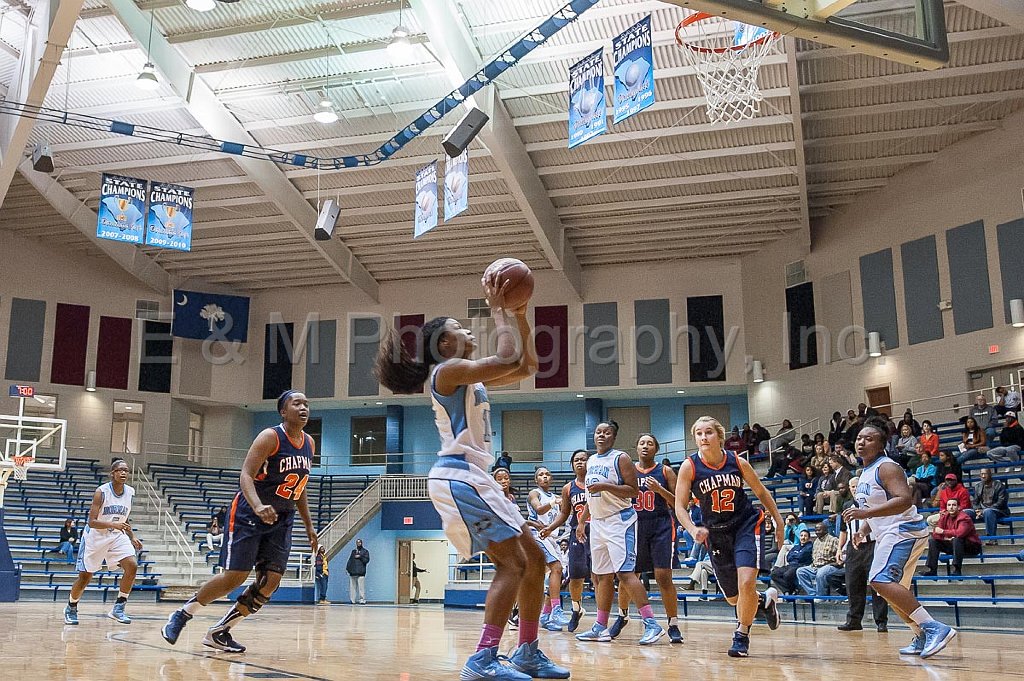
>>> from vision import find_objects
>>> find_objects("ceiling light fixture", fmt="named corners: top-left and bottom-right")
top-left (185, 0), bottom-right (216, 11)
top-left (312, 53), bottom-right (338, 124)
top-left (387, 3), bottom-right (413, 60)
top-left (136, 12), bottom-right (160, 91)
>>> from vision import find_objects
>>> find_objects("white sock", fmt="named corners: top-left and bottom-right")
top-left (668, 616), bottom-right (678, 626)
top-left (571, 601), bottom-right (581, 613)
top-left (118, 592), bottom-right (130, 601)
top-left (183, 598), bottom-right (205, 616)
top-left (68, 597), bottom-right (80, 606)
top-left (909, 607), bottom-right (934, 626)
top-left (619, 608), bottom-right (628, 618)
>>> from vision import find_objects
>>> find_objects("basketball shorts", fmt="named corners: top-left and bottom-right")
top-left (635, 513), bottom-right (674, 573)
top-left (567, 526), bottom-right (592, 580)
top-left (221, 493), bottom-right (295, 575)
top-left (707, 510), bottom-right (767, 599)
top-left (76, 528), bottom-right (136, 573)
top-left (428, 456), bottom-right (524, 559)
top-left (532, 531), bottom-right (562, 564)
top-left (870, 532), bottom-right (928, 587)
top-left (590, 508), bottom-right (637, 575)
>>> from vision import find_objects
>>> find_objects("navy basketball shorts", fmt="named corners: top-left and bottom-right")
top-left (567, 528), bottom-right (592, 580)
top-left (220, 494), bottom-right (295, 575)
top-left (635, 514), bottom-right (674, 573)
top-left (707, 510), bottom-right (767, 599)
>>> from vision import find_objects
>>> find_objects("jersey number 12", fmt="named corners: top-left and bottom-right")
top-left (710, 488), bottom-right (735, 513)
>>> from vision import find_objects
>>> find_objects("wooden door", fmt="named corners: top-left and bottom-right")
top-left (865, 386), bottom-right (892, 415)
top-left (397, 540), bottom-right (411, 604)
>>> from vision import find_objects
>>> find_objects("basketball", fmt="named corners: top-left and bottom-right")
top-left (483, 257), bottom-right (534, 311)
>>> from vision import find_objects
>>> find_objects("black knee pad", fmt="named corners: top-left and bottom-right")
top-left (236, 581), bottom-right (270, 613)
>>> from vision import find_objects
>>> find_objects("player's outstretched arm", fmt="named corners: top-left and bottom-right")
top-left (738, 456), bottom-right (785, 532)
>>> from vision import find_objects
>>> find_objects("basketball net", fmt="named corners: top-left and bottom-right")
top-left (13, 455), bottom-right (32, 481)
top-left (675, 13), bottom-right (781, 124)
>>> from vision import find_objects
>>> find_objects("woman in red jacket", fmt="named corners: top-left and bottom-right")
top-left (918, 420), bottom-right (939, 457)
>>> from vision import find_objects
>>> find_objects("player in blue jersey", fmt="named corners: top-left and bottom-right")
top-left (541, 449), bottom-right (592, 631)
top-left (674, 416), bottom-right (784, 658)
top-left (841, 417), bottom-right (957, 659)
top-left (373, 275), bottom-right (568, 681)
top-left (612, 434), bottom-right (683, 643)
top-left (528, 467), bottom-right (571, 630)
top-left (162, 390), bottom-right (318, 653)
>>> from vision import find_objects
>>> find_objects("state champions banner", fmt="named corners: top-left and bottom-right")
top-left (444, 149), bottom-right (469, 222)
top-left (414, 160), bottom-right (438, 238)
top-left (97, 173), bottom-right (147, 244)
top-left (145, 181), bottom-right (194, 252)
top-left (613, 16), bottom-right (655, 124)
top-left (568, 48), bottom-right (607, 149)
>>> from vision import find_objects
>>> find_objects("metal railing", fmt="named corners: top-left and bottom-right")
top-left (317, 478), bottom-right (383, 558)
top-left (129, 457), bottom-right (197, 584)
top-left (767, 418), bottom-right (821, 455)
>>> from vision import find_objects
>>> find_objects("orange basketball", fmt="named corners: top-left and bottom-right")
top-left (483, 257), bottom-right (534, 311)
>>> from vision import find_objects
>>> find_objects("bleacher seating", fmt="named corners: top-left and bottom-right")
top-left (2, 457), bottom-right (164, 601)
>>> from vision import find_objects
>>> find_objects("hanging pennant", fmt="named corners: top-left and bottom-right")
top-left (568, 48), bottom-right (607, 149)
top-left (613, 16), bottom-right (655, 124)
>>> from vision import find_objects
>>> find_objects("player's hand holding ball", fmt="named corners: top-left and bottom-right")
top-left (255, 504), bottom-right (278, 525)
top-left (482, 258), bottom-right (534, 314)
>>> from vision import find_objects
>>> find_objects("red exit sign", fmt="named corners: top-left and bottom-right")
top-left (8, 385), bottom-right (34, 398)
top-left (989, 345), bottom-right (1000, 354)
top-left (403, 516), bottom-right (414, 525)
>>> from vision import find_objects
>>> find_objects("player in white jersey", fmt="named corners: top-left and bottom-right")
top-left (374, 277), bottom-right (568, 681)
top-left (575, 421), bottom-right (665, 645)
top-left (64, 459), bottom-right (142, 626)
top-left (841, 417), bottom-right (957, 659)
top-left (528, 467), bottom-right (570, 630)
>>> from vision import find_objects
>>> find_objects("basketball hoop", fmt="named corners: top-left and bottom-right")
top-left (675, 12), bottom-right (781, 124)
top-left (13, 455), bottom-right (33, 481)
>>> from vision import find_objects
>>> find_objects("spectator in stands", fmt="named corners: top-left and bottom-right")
top-left (828, 411), bottom-right (845, 447)
top-left (205, 517), bottom-right (223, 552)
top-left (766, 441), bottom-right (792, 478)
top-left (923, 498), bottom-right (982, 576)
top-left (346, 538), bottom-right (370, 604)
top-left (774, 513), bottom-right (810, 568)
top-left (751, 423), bottom-right (771, 456)
top-left (928, 474), bottom-right (974, 526)
top-left (661, 457), bottom-right (676, 473)
top-left (909, 447), bottom-right (938, 508)
top-left (214, 506), bottom-right (227, 528)
top-left (815, 461), bottom-right (845, 514)
top-left (987, 411), bottom-right (1022, 464)
top-left (832, 441), bottom-right (858, 472)
top-left (799, 433), bottom-right (815, 460)
top-left (934, 449), bottom-right (962, 485)
top-left (314, 546), bottom-right (329, 604)
top-left (724, 427), bottom-right (745, 457)
top-left (808, 444), bottom-right (830, 474)
top-left (858, 403), bottom-right (879, 418)
top-left (842, 414), bottom-right (864, 450)
top-left (899, 410), bottom-right (922, 437)
top-left (970, 394), bottom-right (998, 442)
top-left (894, 424), bottom-right (918, 468)
top-left (776, 419), bottom-right (796, 447)
top-left (770, 528), bottom-right (812, 594)
top-left (974, 468), bottom-right (1010, 545)
top-left (740, 423), bottom-right (755, 457)
top-left (799, 466), bottom-right (819, 517)
top-left (492, 451), bottom-right (512, 473)
top-left (956, 416), bottom-right (988, 465)
top-left (836, 476), bottom-right (889, 632)
top-left (686, 558), bottom-right (715, 599)
top-left (796, 523), bottom-right (842, 599)
top-left (919, 420), bottom-right (939, 457)
top-left (52, 518), bottom-right (79, 564)
top-left (995, 385), bottom-right (1020, 416)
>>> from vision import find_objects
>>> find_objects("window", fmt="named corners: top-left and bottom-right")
top-left (467, 298), bottom-right (491, 319)
top-left (351, 416), bottom-right (386, 466)
top-left (188, 411), bottom-right (204, 463)
top-left (306, 418), bottom-right (323, 468)
top-left (111, 401), bottom-right (144, 455)
top-left (501, 410), bottom-right (543, 462)
top-left (607, 406), bottom-right (651, 454)
top-left (136, 299), bottom-right (160, 321)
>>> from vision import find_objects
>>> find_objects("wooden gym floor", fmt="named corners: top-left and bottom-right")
top-left (0, 601), bottom-right (1016, 680)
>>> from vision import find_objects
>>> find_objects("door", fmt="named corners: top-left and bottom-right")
top-left (409, 540), bottom-right (450, 603)
top-left (865, 386), bottom-right (892, 414)
top-left (397, 540), bottom-right (411, 605)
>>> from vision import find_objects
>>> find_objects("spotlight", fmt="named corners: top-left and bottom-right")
top-left (85, 370), bottom-right (97, 392)
top-left (868, 331), bottom-right (883, 357)
top-left (387, 25), bottom-right (413, 60)
top-left (1011, 299), bottom-right (1024, 328)
top-left (185, 0), bottom-right (216, 10)
top-left (752, 360), bottom-right (765, 383)
top-left (136, 62), bottom-right (159, 91)
top-left (313, 95), bottom-right (338, 124)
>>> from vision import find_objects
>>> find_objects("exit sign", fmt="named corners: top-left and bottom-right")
top-left (403, 516), bottom-right (414, 525)
top-left (989, 344), bottom-right (1000, 354)
top-left (8, 385), bottom-right (34, 398)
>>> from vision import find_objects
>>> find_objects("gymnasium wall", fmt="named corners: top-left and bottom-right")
top-left (741, 106), bottom-right (1024, 426)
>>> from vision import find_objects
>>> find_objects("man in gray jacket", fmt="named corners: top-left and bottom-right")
top-left (974, 469), bottom-right (1009, 545)
top-left (346, 539), bottom-right (370, 604)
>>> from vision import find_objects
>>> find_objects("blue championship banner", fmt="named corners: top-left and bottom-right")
top-left (171, 289), bottom-right (250, 343)
top-left (444, 149), bottom-right (469, 222)
top-left (97, 173), bottom-right (147, 244)
top-left (568, 47), bottom-right (607, 149)
top-left (146, 181), bottom-right (194, 251)
top-left (414, 160), bottom-right (438, 238)
top-left (613, 16), bottom-right (655, 124)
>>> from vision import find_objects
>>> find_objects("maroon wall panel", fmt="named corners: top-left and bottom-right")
top-left (395, 314), bottom-right (425, 393)
top-left (96, 316), bottom-right (133, 389)
top-left (534, 305), bottom-right (569, 389)
top-left (50, 303), bottom-right (90, 385)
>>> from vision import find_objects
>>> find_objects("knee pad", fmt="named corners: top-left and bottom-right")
top-left (236, 581), bottom-right (270, 614)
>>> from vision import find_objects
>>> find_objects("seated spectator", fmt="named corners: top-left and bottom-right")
top-left (724, 426), bottom-right (745, 456)
top-left (987, 411), bottom-right (1022, 464)
top-left (923, 498), bottom-right (981, 576)
top-left (995, 385), bottom-right (1020, 416)
top-left (214, 505), bottom-right (228, 528)
top-left (770, 528), bottom-right (813, 594)
top-left (774, 513), bottom-right (810, 568)
top-left (903, 438), bottom-right (928, 473)
top-left (927, 473), bottom-right (974, 526)
top-left (969, 393), bottom-right (998, 442)
top-left (813, 432), bottom-right (826, 448)
top-left (799, 466), bottom-right (819, 517)
top-left (893, 424), bottom-right (918, 468)
top-left (765, 443), bottom-right (792, 478)
top-left (974, 468), bottom-right (1010, 545)
top-left (827, 411), bottom-right (845, 447)
top-left (918, 420), bottom-right (939, 457)
top-left (741, 423), bottom-right (756, 457)
top-left (686, 559), bottom-right (715, 599)
top-left (934, 449), bottom-right (962, 485)
top-left (898, 409), bottom-right (922, 437)
top-left (814, 461), bottom-right (844, 514)
top-left (492, 450), bottom-right (512, 472)
top-left (50, 518), bottom-right (78, 564)
top-left (808, 444), bottom-right (830, 474)
top-left (799, 433), bottom-right (815, 460)
top-left (908, 447), bottom-right (937, 507)
top-left (776, 419), bottom-right (796, 447)
top-left (206, 517), bottom-right (223, 551)
top-left (956, 416), bottom-right (988, 465)
top-left (831, 441), bottom-right (858, 471)
top-left (796, 523), bottom-right (842, 598)
top-left (752, 423), bottom-right (772, 456)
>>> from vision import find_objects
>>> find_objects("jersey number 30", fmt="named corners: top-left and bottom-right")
top-left (275, 474), bottom-right (310, 501)
top-left (710, 488), bottom-right (736, 513)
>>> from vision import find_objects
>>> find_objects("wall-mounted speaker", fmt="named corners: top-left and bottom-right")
top-left (442, 107), bottom-right (489, 158)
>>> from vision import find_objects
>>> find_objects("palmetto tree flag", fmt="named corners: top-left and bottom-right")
top-left (171, 289), bottom-right (250, 342)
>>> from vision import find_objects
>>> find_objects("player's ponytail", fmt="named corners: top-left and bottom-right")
top-left (374, 316), bottom-right (450, 394)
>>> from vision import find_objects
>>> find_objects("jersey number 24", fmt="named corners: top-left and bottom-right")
top-left (275, 474), bottom-right (310, 501)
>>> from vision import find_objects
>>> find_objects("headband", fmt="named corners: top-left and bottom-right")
top-left (277, 389), bottom-right (298, 412)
